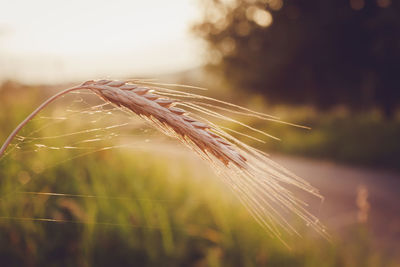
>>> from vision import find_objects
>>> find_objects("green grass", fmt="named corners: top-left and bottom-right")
top-left (0, 83), bottom-right (399, 266)
top-left (1, 148), bottom-right (396, 267)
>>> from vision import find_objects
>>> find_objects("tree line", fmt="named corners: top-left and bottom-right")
top-left (194, 0), bottom-right (399, 117)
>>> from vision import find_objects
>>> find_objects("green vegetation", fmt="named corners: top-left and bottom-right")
top-left (0, 83), bottom-right (399, 266)
top-left (1, 148), bottom-right (395, 267)
top-left (255, 106), bottom-right (400, 170)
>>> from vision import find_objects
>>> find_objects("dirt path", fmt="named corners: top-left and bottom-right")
top-left (272, 154), bottom-right (400, 250)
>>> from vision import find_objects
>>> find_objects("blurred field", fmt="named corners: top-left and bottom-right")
top-left (0, 82), bottom-right (399, 266)
top-left (1, 0), bottom-right (399, 265)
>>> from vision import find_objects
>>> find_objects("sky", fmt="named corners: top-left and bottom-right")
top-left (0, 0), bottom-right (203, 84)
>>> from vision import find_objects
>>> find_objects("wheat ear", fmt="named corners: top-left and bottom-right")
top-left (0, 80), bottom-right (328, 243)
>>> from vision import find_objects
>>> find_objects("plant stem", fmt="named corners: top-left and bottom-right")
top-left (0, 86), bottom-right (83, 158)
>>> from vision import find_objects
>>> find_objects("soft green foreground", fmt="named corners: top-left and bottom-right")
top-left (0, 83), bottom-right (398, 266)
top-left (0, 149), bottom-right (395, 267)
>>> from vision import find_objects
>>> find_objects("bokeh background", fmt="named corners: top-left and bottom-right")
top-left (0, 0), bottom-right (399, 266)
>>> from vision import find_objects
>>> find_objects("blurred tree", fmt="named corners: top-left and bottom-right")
top-left (194, 0), bottom-right (399, 117)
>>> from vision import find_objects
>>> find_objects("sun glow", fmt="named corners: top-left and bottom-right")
top-left (0, 0), bottom-right (202, 83)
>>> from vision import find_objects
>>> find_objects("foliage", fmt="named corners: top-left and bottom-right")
top-left (255, 106), bottom-right (400, 170)
top-left (194, 0), bottom-right (400, 117)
